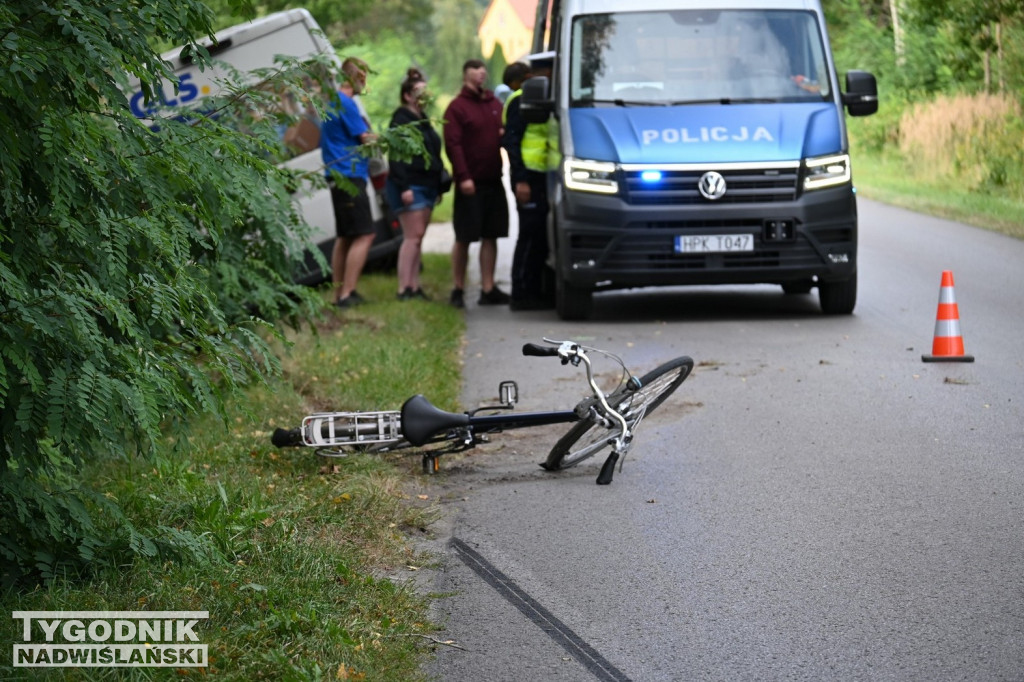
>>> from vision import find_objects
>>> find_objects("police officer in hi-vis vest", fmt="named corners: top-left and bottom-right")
top-left (502, 52), bottom-right (560, 310)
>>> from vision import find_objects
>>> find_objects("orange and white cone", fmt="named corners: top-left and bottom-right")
top-left (922, 270), bottom-right (974, 362)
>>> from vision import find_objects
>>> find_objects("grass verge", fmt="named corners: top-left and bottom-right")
top-left (0, 254), bottom-right (464, 681)
top-left (854, 151), bottom-right (1024, 240)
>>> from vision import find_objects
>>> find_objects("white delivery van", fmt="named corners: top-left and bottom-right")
top-left (126, 9), bottom-right (400, 284)
top-left (522, 0), bottom-right (878, 320)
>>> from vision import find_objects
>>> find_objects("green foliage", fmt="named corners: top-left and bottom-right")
top-left (847, 86), bottom-right (911, 154)
top-left (342, 0), bottom-right (435, 44)
top-left (970, 114), bottom-right (1024, 196)
top-left (325, 0), bottom-right (483, 100)
top-left (0, 0), bottom-right (344, 584)
top-left (428, 0), bottom-right (487, 94)
top-left (828, 1), bottom-right (897, 81)
top-left (488, 42), bottom-right (510, 88)
top-left (234, 0), bottom-right (433, 44)
top-left (827, 0), bottom-right (1024, 95)
top-left (346, 33), bottom-right (432, 128)
top-left (0, 256), bottom-right (461, 679)
top-left (826, 0), bottom-right (1024, 222)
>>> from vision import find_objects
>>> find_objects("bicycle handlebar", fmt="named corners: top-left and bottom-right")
top-left (525, 340), bottom-right (633, 470)
top-left (522, 342), bottom-right (560, 357)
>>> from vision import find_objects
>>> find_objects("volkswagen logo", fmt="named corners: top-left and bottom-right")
top-left (698, 171), bottom-right (727, 200)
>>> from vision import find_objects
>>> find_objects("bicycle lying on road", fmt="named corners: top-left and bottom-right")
top-left (271, 339), bottom-right (694, 485)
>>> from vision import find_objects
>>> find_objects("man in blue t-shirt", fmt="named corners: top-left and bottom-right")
top-left (321, 57), bottom-right (376, 308)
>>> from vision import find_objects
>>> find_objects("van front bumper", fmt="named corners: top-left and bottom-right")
top-left (553, 183), bottom-right (857, 290)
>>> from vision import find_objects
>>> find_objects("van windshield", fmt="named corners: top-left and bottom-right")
top-left (569, 10), bottom-right (831, 107)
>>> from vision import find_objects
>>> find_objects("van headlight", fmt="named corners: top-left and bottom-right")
top-left (803, 153), bottom-right (851, 191)
top-left (564, 158), bottom-right (618, 194)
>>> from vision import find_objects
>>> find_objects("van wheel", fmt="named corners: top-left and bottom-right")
top-left (556, 277), bottom-right (593, 321)
top-left (818, 274), bottom-right (857, 315)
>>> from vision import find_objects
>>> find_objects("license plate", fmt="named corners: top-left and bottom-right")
top-left (675, 234), bottom-right (753, 253)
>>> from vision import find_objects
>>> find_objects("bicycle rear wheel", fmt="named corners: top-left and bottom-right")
top-left (542, 356), bottom-right (693, 471)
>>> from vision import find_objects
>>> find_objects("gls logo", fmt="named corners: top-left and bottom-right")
top-left (129, 73), bottom-right (205, 118)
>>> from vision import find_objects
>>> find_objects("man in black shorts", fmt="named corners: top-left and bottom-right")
top-left (322, 58), bottom-right (376, 308)
top-left (443, 59), bottom-right (510, 307)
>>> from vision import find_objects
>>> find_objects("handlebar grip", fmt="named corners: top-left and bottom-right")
top-left (272, 427), bottom-right (303, 448)
top-left (522, 343), bottom-right (559, 357)
top-left (596, 451), bottom-right (619, 485)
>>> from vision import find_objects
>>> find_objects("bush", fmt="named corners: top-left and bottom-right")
top-left (847, 85), bottom-right (911, 155)
top-left (897, 93), bottom-right (1023, 197)
top-left (0, 0), bottom-right (327, 585)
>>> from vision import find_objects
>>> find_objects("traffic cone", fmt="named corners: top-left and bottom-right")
top-left (922, 270), bottom-right (974, 362)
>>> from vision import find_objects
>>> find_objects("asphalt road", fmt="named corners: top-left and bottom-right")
top-left (417, 198), bottom-right (1024, 681)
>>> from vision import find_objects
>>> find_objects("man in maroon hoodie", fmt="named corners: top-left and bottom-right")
top-left (443, 59), bottom-right (510, 308)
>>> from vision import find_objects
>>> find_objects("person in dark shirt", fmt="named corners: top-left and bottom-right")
top-left (385, 68), bottom-right (444, 300)
top-left (442, 59), bottom-right (509, 308)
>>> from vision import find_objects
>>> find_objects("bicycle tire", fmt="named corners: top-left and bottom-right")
top-left (542, 356), bottom-right (693, 471)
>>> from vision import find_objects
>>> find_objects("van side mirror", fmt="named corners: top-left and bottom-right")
top-left (842, 70), bottom-right (878, 117)
top-left (520, 76), bottom-right (554, 124)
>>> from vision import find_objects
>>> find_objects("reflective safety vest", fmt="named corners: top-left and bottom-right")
top-left (504, 89), bottom-right (560, 172)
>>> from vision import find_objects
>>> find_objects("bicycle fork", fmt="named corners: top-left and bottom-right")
top-left (576, 350), bottom-right (634, 485)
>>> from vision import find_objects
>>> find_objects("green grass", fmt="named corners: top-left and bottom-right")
top-left (430, 190), bottom-right (453, 224)
top-left (854, 151), bottom-right (1024, 240)
top-left (0, 254), bottom-right (463, 681)
top-left (274, 255), bottom-right (463, 414)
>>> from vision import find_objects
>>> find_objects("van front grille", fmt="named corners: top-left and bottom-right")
top-left (624, 167), bottom-right (799, 205)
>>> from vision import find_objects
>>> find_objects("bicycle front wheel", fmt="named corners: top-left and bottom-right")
top-left (542, 356), bottom-right (694, 471)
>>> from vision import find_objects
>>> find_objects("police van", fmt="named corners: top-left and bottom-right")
top-left (522, 0), bottom-right (878, 319)
top-left (126, 9), bottom-right (399, 284)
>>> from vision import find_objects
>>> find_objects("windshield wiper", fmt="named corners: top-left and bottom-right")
top-left (572, 98), bottom-right (669, 108)
top-left (670, 97), bottom-right (777, 105)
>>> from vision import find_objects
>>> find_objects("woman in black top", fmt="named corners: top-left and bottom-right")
top-left (386, 68), bottom-right (445, 299)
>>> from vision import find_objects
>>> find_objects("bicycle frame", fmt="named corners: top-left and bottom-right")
top-left (400, 394), bottom-right (581, 472)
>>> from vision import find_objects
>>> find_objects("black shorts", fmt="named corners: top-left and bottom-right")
top-left (329, 177), bottom-right (374, 238)
top-left (453, 180), bottom-right (509, 243)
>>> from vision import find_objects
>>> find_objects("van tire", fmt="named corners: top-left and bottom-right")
top-left (556, 277), bottom-right (593, 321)
top-left (818, 274), bottom-right (856, 315)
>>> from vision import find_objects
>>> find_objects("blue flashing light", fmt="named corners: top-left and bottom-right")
top-left (640, 170), bottom-right (663, 183)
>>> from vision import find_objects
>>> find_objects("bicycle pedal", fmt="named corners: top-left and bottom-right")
top-left (499, 380), bottom-right (518, 407)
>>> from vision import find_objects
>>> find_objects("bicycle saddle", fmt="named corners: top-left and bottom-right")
top-left (400, 395), bottom-right (470, 446)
